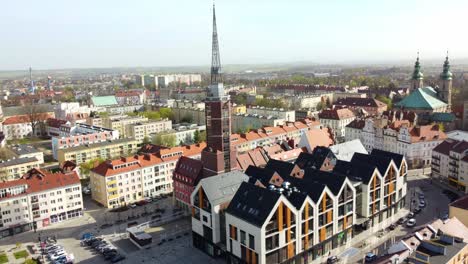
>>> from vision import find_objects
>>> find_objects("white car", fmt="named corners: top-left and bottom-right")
top-left (406, 219), bottom-right (416, 227)
top-left (50, 251), bottom-right (67, 260)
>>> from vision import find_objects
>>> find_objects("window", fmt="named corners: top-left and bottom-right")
top-left (266, 234), bottom-right (279, 251)
top-left (249, 234), bottom-right (255, 249)
top-left (240, 230), bottom-right (246, 245)
top-left (229, 225), bottom-right (238, 241)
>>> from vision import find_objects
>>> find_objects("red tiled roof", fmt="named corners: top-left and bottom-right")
top-left (92, 154), bottom-right (164, 177)
top-left (409, 125), bottom-right (447, 142)
top-left (4, 114), bottom-right (53, 125)
top-left (318, 108), bottom-right (355, 120)
top-left (450, 195), bottom-right (468, 210)
top-left (237, 153), bottom-right (254, 171)
top-left (115, 90), bottom-right (144, 97)
top-left (0, 169), bottom-right (80, 200)
top-left (304, 128), bottom-right (334, 150)
top-left (269, 148), bottom-right (305, 161)
top-left (46, 118), bottom-right (68, 128)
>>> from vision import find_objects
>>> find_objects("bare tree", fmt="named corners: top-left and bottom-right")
top-left (24, 98), bottom-right (49, 137)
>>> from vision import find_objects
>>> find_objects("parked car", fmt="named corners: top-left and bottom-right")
top-left (413, 207), bottom-right (422, 214)
top-left (442, 213), bottom-right (449, 220)
top-left (397, 217), bottom-right (407, 225)
top-left (419, 201), bottom-right (426, 208)
top-left (406, 219), bottom-right (416, 227)
top-left (104, 252), bottom-right (119, 260)
top-left (111, 254), bottom-right (126, 263)
top-left (418, 193), bottom-right (424, 199)
top-left (136, 200), bottom-right (148, 206)
top-left (129, 203), bottom-right (137, 208)
top-left (365, 253), bottom-right (377, 263)
top-left (389, 223), bottom-right (397, 230)
top-left (327, 256), bottom-right (340, 263)
top-left (407, 212), bottom-right (415, 218)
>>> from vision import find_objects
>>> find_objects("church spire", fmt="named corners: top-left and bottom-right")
top-left (440, 50), bottom-right (452, 80)
top-left (210, 3), bottom-right (222, 85)
top-left (411, 52), bottom-right (424, 91)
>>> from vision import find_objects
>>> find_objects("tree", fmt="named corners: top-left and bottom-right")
top-left (24, 99), bottom-right (49, 137)
top-left (199, 130), bottom-right (207, 142)
top-left (79, 158), bottom-right (105, 176)
top-left (376, 95), bottom-right (392, 109)
top-left (152, 133), bottom-right (177, 147)
top-left (142, 136), bottom-right (151, 144)
top-left (193, 130), bottom-right (201, 143)
top-left (180, 115), bottom-right (193, 123)
top-left (158, 108), bottom-right (174, 120)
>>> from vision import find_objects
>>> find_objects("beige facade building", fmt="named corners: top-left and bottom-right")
top-left (0, 157), bottom-right (43, 181)
top-left (103, 115), bottom-right (149, 138)
top-left (126, 119), bottom-right (172, 142)
top-left (0, 169), bottom-right (83, 238)
top-left (90, 143), bottom-right (205, 208)
top-left (57, 138), bottom-right (140, 165)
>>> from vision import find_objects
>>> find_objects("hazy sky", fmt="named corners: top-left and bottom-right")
top-left (1, 0), bottom-right (467, 70)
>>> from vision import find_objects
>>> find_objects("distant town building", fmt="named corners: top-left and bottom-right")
top-left (0, 157), bottom-right (43, 181)
top-left (333, 97), bottom-right (387, 115)
top-left (2, 113), bottom-right (54, 140)
top-left (10, 144), bottom-right (44, 164)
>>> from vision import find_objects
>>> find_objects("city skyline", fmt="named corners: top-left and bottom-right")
top-left (1, 0), bottom-right (468, 70)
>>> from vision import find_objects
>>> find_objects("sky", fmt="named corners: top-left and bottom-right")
top-left (1, 0), bottom-right (467, 70)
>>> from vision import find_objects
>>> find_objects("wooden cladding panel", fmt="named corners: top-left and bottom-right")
top-left (198, 188), bottom-right (203, 209)
top-left (278, 202), bottom-right (284, 231)
top-left (327, 210), bottom-right (333, 224)
top-left (322, 194), bottom-right (327, 213)
top-left (320, 227), bottom-right (326, 242)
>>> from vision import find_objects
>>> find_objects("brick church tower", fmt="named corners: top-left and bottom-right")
top-left (201, 4), bottom-right (237, 176)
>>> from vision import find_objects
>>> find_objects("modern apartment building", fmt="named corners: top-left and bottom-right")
top-left (191, 171), bottom-right (249, 257)
top-left (0, 157), bottom-right (43, 181)
top-left (90, 143), bottom-right (205, 208)
top-left (56, 138), bottom-right (140, 165)
top-left (0, 169), bottom-right (83, 238)
top-left (190, 148), bottom-right (407, 263)
top-left (432, 139), bottom-right (468, 192)
top-left (51, 122), bottom-right (119, 159)
top-left (126, 119), bottom-right (172, 142)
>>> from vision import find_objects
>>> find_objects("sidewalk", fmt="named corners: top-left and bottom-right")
top-left (310, 208), bottom-right (409, 264)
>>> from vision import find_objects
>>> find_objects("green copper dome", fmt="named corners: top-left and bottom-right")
top-left (411, 55), bottom-right (423, 80)
top-left (440, 55), bottom-right (452, 80)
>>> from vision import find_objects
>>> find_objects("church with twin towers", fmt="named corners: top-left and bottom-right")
top-left (395, 53), bottom-right (453, 113)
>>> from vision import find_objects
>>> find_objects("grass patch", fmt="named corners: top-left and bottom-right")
top-left (13, 250), bottom-right (29, 259)
top-left (23, 259), bottom-right (38, 264)
top-left (0, 254), bottom-right (8, 264)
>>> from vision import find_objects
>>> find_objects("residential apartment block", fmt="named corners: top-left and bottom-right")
top-left (432, 139), bottom-right (468, 192)
top-left (57, 138), bottom-right (140, 165)
top-left (232, 114), bottom-right (285, 132)
top-left (90, 143), bottom-right (205, 208)
top-left (246, 106), bottom-right (296, 122)
top-left (102, 115), bottom-right (149, 138)
top-left (0, 169), bottom-right (83, 238)
top-left (189, 149), bottom-right (407, 263)
top-left (51, 122), bottom-right (119, 159)
top-left (126, 119), bottom-right (173, 142)
top-left (10, 145), bottom-right (44, 164)
top-left (0, 157), bottom-right (43, 181)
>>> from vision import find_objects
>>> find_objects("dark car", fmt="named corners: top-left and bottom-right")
top-left (104, 252), bottom-right (118, 260)
top-left (365, 253), bottom-right (377, 263)
top-left (136, 200), bottom-right (148, 206)
top-left (414, 207), bottom-right (422, 214)
top-left (389, 223), bottom-right (397, 230)
top-left (397, 217), bottom-right (407, 225)
top-left (111, 255), bottom-right (126, 263)
top-left (327, 256), bottom-right (339, 263)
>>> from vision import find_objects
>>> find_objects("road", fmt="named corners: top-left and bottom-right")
top-left (346, 173), bottom-right (451, 263)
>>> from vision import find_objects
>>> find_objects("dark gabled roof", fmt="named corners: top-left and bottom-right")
top-left (295, 147), bottom-right (336, 170)
top-left (283, 175), bottom-right (326, 202)
top-left (227, 182), bottom-right (281, 227)
top-left (265, 159), bottom-right (295, 178)
top-left (352, 152), bottom-right (392, 176)
top-left (301, 168), bottom-right (347, 195)
top-left (370, 149), bottom-right (404, 168)
top-left (286, 191), bottom-right (308, 209)
top-left (333, 160), bottom-right (376, 184)
top-left (245, 166), bottom-right (277, 186)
